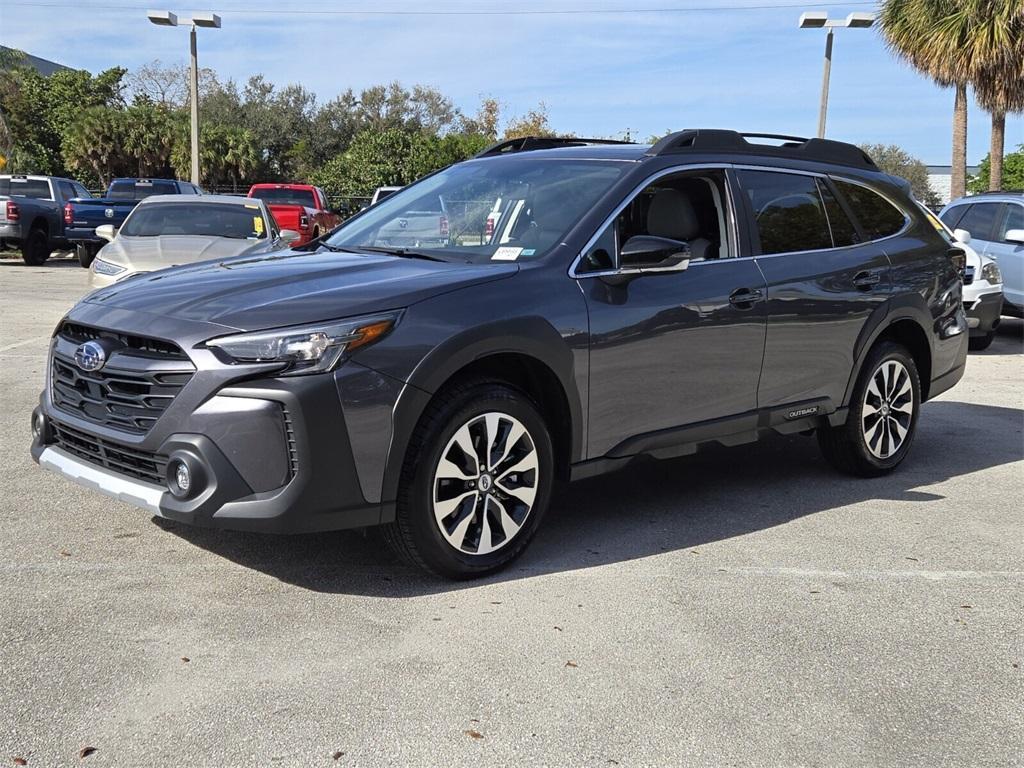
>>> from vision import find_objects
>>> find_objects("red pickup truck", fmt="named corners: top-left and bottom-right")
top-left (247, 183), bottom-right (341, 246)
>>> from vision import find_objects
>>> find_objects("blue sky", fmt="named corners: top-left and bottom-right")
top-left (3, 0), bottom-right (1022, 164)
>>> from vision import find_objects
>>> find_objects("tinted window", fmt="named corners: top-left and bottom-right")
top-left (121, 202), bottom-right (268, 239)
top-left (0, 178), bottom-right (52, 199)
top-left (58, 181), bottom-right (77, 200)
top-left (108, 180), bottom-right (178, 200)
top-left (817, 179), bottom-right (859, 246)
top-left (939, 205), bottom-right (968, 229)
top-left (834, 180), bottom-right (906, 240)
top-left (996, 203), bottom-right (1023, 240)
top-left (739, 170), bottom-right (831, 254)
top-left (955, 202), bottom-right (1001, 241)
top-left (73, 183), bottom-right (92, 199)
top-left (250, 188), bottom-right (317, 207)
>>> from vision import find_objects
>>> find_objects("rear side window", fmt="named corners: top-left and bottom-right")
top-left (953, 202), bottom-right (1001, 241)
top-left (833, 180), bottom-right (906, 240)
top-left (738, 170), bottom-right (832, 254)
top-left (939, 205), bottom-right (968, 229)
top-left (817, 180), bottom-right (859, 247)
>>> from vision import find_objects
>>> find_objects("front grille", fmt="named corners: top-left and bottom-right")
top-left (60, 322), bottom-right (189, 360)
top-left (50, 323), bottom-right (195, 434)
top-left (51, 420), bottom-right (167, 486)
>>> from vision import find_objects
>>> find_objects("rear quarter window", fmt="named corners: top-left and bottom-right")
top-left (833, 180), bottom-right (907, 240)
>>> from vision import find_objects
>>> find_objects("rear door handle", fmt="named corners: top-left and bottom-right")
top-left (854, 271), bottom-right (881, 289)
top-left (729, 287), bottom-right (763, 308)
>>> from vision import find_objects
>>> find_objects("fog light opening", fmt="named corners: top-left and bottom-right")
top-left (31, 411), bottom-right (49, 442)
top-left (167, 456), bottom-right (205, 499)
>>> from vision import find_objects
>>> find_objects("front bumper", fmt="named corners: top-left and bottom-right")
top-left (30, 307), bottom-right (409, 533)
top-left (964, 289), bottom-right (1003, 335)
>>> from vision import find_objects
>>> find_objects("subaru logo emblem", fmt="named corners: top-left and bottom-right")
top-left (105, 208), bottom-right (114, 219)
top-left (74, 341), bottom-right (107, 372)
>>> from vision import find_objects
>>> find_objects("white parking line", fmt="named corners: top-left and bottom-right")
top-left (0, 336), bottom-right (48, 353)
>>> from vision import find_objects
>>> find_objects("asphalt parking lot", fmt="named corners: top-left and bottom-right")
top-left (1, 257), bottom-right (1022, 767)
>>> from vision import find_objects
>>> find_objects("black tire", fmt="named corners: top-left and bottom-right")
top-left (968, 332), bottom-right (994, 351)
top-left (818, 341), bottom-right (921, 477)
top-left (383, 379), bottom-right (554, 579)
top-left (21, 228), bottom-right (50, 266)
top-left (76, 244), bottom-right (97, 268)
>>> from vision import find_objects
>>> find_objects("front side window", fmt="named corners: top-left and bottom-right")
top-left (939, 205), bottom-right (969, 230)
top-left (120, 203), bottom-right (268, 239)
top-left (738, 170), bottom-right (832, 255)
top-left (953, 202), bottom-right (1001, 241)
top-left (833, 180), bottom-right (906, 240)
top-left (327, 158), bottom-right (630, 264)
top-left (579, 169), bottom-right (732, 272)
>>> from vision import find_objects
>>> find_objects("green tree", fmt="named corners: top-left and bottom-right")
top-left (859, 143), bottom-right (939, 205)
top-left (969, 144), bottom-right (1024, 192)
top-left (503, 102), bottom-right (557, 139)
top-left (123, 100), bottom-right (178, 177)
top-left (879, 0), bottom-right (1022, 199)
top-left (63, 106), bottom-right (131, 187)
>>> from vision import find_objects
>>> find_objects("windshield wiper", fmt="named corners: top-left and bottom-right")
top-left (355, 245), bottom-right (449, 262)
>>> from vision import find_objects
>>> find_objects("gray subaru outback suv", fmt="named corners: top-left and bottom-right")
top-left (31, 130), bottom-right (969, 578)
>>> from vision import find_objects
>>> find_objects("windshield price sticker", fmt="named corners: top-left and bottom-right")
top-left (253, 216), bottom-right (264, 235)
top-left (492, 247), bottom-right (522, 261)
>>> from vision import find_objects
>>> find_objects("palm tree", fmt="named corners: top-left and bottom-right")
top-left (880, 0), bottom-right (1024, 198)
top-left (971, 8), bottom-right (1024, 189)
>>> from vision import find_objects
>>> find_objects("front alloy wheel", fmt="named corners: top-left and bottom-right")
top-left (384, 380), bottom-right (554, 578)
top-left (433, 412), bottom-right (539, 556)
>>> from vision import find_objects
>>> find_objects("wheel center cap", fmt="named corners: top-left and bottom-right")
top-left (880, 404), bottom-right (891, 417)
top-left (478, 473), bottom-right (493, 492)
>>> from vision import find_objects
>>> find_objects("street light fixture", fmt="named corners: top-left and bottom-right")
top-left (147, 9), bottom-right (222, 185)
top-left (799, 11), bottom-right (875, 138)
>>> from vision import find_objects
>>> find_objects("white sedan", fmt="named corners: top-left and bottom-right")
top-left (89, 194), bottom-right (299, 289)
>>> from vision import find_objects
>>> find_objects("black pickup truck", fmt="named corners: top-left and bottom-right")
top-left (65, 178), bottom-right (203, 266)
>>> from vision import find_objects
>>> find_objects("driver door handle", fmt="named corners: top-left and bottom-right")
top-left (729, 287), bottom-right (764, 308)
top-left (854, 271), bottom-right (881, 290)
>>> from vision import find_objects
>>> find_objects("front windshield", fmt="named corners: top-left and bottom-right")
top-left (120, 202), bottom-right (268, 240)
top-left (326, 157), bottom-right (630, 263)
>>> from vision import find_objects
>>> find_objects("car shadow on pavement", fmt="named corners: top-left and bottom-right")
top-left (161, 400), bottom-right (1024, 596)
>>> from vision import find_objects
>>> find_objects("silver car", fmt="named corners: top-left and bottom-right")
top-left (88, 195), bottom-right (299, 288)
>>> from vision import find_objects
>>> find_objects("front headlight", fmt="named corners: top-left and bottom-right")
top-left (205, 311), bottom-right (402, 376)
top-left (92, 258), bottom-right (126, 276)
top-left (981, 262), bottom-right (1002, 284)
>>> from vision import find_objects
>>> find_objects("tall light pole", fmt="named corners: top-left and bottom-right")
top-left (147, 10), bottom-right (222, 185)
top-left (799, 11), bottom-right (875, 138)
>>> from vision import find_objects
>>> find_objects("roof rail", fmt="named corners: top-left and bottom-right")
top-left (474, 136), bottom-right (635, 158)
top-left (647, 129), bottom-right (879, 171)
top-left (970, 189), bottom-right (1024, 195)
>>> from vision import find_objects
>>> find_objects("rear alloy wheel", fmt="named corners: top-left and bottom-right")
top-left (384, 381), bottom-right (553, 578)
top-left (818, 341), bottom-right (920, 477)
top-left (21, 228), bottom-right (50, 266)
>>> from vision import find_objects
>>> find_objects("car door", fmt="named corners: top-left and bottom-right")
top-left (736, 169), bottom-right (894, 411)
top-left (982, 202), bottom-right (1024, 310)
top-left (575, 166), bottom-right (767, 458)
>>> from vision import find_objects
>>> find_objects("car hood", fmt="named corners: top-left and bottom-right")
top-left (100, 235), bottom-right (267, 271)
top-left (83, 248), bottom-right (519, 331)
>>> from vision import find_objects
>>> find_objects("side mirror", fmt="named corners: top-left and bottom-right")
top-left (1004, 228), bottom-right (1024, 245)
top-left (620, 235), bottom-right (690, 272)
top-left (279, 229), bottom-right (301, 245)
top-left (95, 224), bottom-right (116, 242)
top-left (953, 228), bottom-right (971, 244)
